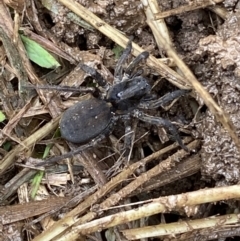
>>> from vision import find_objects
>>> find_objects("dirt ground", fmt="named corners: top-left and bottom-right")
top-left (1, 0), bottom-right (240, 240)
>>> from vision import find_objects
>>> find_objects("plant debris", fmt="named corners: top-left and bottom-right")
top-left (1, 0), bottom-right (240, 240)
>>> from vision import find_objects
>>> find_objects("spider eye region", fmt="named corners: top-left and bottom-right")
top-left (107, 76), bottom-right (150, 102)
top-left (60, 98), bottom-right (112, 144)
top-left (117, 92), bottom-right (124, 98)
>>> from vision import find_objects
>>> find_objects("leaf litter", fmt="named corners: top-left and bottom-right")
top-left (1, 0), bottom-right (240, 240)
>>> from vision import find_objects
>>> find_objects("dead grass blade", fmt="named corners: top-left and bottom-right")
top-left (0, 197), bottom-right (70, 225)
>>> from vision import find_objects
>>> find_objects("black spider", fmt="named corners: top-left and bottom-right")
top-left (40, 40), bottom-right (189, 166)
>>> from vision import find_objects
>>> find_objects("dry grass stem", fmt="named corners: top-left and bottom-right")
top-left (99, 140), bottom-right (199, 211)
top-left (174, 227), bottom-right (240, 240)
top-left (122, 213), bottom-right (240, 240)
top-left (0, 99), bottom-right (32, 146)
top-left (208, 5), bottom-right (228, 19)
top-left (4, 0), bottom-right (25, 13)
top-left (131, 154), bottom-right (201, 195)
top-left (155, 0), bottom-right (224, 19)
top-left (52, 185), bottom-right (240, 239)
top-left (0, 116), bottom-right (60, 174)
top-left (32, 138), bottom-right (193, 241)
top-left (141, 0), bottom-right (173, 50)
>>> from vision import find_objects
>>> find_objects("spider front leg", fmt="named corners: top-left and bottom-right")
top-left (114, 39), bottom-right (149, 83)
top-left (125, 51), bottom-right (149, 78)
top-left (132, 109), bottom-right (188, 151)
top-left (114, 40), bottom-right (133, 83)
top-left (78, 63), bottom-right (109, 89)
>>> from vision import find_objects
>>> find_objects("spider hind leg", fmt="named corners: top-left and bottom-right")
top-left (138, 89), bottom-right (191, 110)
top-left (132, 110), bottom-right (188, 151)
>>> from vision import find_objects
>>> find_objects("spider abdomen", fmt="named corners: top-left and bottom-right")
top-left (60, 98), bottom-right (112, 144)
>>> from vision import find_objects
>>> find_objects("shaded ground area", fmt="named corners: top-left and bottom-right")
top-left (1, 0), bottom-right (240, 240)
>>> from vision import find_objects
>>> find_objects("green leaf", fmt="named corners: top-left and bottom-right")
top-left (112, 45), bottom-right (124, 59)
top-left (0, 111), bottom-right (6, 122)
top-left (20, 35), bottom-right (61, 69)
top-left (30, 129), bottom-right (59, 199)
top-left (30, 170), bottom-right (44, 199)
top-left (3, 141), bottom-right (11, 151)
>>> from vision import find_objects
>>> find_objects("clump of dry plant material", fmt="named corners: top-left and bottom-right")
top-left (2, 0), bottom-right (240, 240)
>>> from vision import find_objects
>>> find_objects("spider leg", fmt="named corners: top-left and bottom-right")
top-left (138, 89), bottom-right (190, 110)
top-left (114, 39), bottom-right (133, 83)
top-left (132, 109), bottom-right (188, 151)
top-left (24, 84), bottom-right (96, 93)
top-left (78, 63), bottom-right (109, 88)
top-left (36, 116), bottom-right (119, 167)
top-left (114, 38), bottom-right (149, 82)
top-left (125, 51), bottom-right (149, 78)
top-left (122, 116), bottom-right (135, 160)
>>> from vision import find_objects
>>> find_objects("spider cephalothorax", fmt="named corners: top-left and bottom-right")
top-left (42, 40), bottom-right (189, 166)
